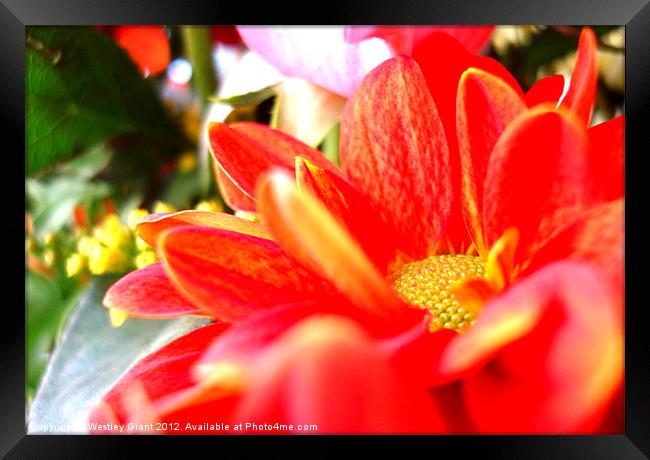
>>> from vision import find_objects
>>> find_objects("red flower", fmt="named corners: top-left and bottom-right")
top-left (100, 26), bottom-right (171, 77)
top-left (90, 28), bottom-right (623, 434)
top-left (210, 26), bottom-right (242, 45)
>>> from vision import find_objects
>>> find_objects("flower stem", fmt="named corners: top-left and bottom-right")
top-left (180, 26), bottom-right (217, 196)
top-left (181, 26), bottom-right (217, 106)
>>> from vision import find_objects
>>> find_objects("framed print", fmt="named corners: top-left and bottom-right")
top-left (5, 0), bottom-right (649, 457)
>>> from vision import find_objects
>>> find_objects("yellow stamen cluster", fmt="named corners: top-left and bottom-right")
top-left (392, 254), bottom-right (486, 332)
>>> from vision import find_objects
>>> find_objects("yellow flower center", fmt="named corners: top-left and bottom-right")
top-left (392, 254), bottom-right (486, 332)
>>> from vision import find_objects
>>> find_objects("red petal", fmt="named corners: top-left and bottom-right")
top-left (524, 199), bottom-right (624, 295)
top-left (412, 32), bottom-right (524, 248)
top-left (296, 157), bottom-right (399, 272)
top-left (561, 27), bottom-right (598, 126)
top-left (436, 261), bottom-right (623, 433)
top-left (257, 170), bottom-right (418, 326)
top-left (233, 315), bottom-right (448, 433)
top-left (525, 74), bottom-right (565, 107)
top-left (159, 225), bottom-right (335, 321)
top-left (588, 115), bottom-right (625, 201)
top-left (109, 26), bottom-right (171, 76)
top-left (208, 122), bottom-right (337, 210)
top-left (340, 56), bottom-right (451, 259)
top-left (214, 163), bottom-right (257, 212)
top-left (483, 107), bottom-right (592, 267)
top-left (104, 262), bottom-right (208, 318)
top-left (88, 322), bottom-right (229, 431)
top-left (417, 27), bottom-right (494, 54)
top-left (210, 26), bottom-right (242, 45)
top-left (197, 299), bottom-right (420, 376)
top-left (380, 322), bottom-right (456, 388)
top-left (196, 302), bottom-right (327, 370)
top-left (456, 68), bottom-right (526, 257)
top-left (136, 210), bottom-right (271, 248)
top-left (344, 26), bottom-right (415, 54)
top-left (345, 26), bottom-right (494, 55)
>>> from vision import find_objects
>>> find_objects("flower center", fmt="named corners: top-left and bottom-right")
top-left (392, 254), bottom-right (486, 332)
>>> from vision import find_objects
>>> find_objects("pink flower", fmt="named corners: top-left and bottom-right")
top-left (237, 26), bottom-right (494, 96)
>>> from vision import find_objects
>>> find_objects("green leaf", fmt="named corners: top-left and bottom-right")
top-left (209, 85), bottom-right (277, 107)
top-left (58, 143), bottom-right (113, 179)
top-left (26, 26), bottom-right (185, 176)
top-left (320, 122), bottom-right (340, 166)
top-left (27, 174), bottom-right (112, 239)
top-left (160, 168), bottom-right (202, 209)
top-left (27, 276), bottom-right (210, 433)
top-left (26, 272), bottom-right (65, 397)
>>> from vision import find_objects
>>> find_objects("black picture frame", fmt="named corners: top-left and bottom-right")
top-left (8, 0), bottom-right (649, 457)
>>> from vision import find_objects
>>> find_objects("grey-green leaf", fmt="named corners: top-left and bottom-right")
top-left (27, 276), bottom-right (210, 433)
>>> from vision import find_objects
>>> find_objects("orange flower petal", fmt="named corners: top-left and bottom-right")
top-left (561, 27), bottom-right (598, 126)
top-left (524, 199), bottom-right (624, 296)
top-left (456, 68), bottom-right (526, 257)
top-left (136, 210), bottom-right (271, 248)
top-left (88, 322), bottom-right (230, 431)
top-left (208, 122), bottom-right (337, 211)
top-left (482, 106), bottom-right (592, 268)
top-left (214, 163), bottom-right (257, 212)
top-left (233, 315), bottom-right (448, 433)
top-left (257, 170), bottom-right (417, 324)
top-left (296, 157), bottom-right (399, 272)
top-left (588, 115), bottom-right (625, 202)
top-left (412, 32), bottom-right (524, 248)
top-left (525, 74), bottom-right (565, 107)
top-left (340, 56), bottom-right (451, 259)
top-left (437, 261), bottom-right (623, 433)
top-left (195, 302), bottom-right (328, 372)
top-left (103, 262), bottom-right (208, 318)
top-left (197, 300), bottom-right (417, 378)
top-left (158, 225), bottom-right (335, 321)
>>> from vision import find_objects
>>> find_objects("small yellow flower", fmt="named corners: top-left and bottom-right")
top-left (65, 253), bottom-right (85, 277)
top-left (153, 201), bottom-right (177, 214)
top-left (135, 250), bottom-right (158, 269)
top-left (87, 244), bottom-right (128, 275)
top-left (195, 199), bottom-right (223, 212)
top-left (109, 307), bottom-right (128, 328)
top-left (43, 232), bottom-right (55, 246)
top-left (94, 214), bottom-right (130, 249)
top-left (43, 249), bottom-right (55, 267)
top-left (77, 236), bottom-right (96, 256)
top-left (127, 208), bottom-right (149, 231)
top-left (135, 236), bottom-right (150, 252)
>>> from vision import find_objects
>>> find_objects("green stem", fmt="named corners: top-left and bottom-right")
top-left (181, 26), bottom-right (217, 106)
top-left (181, 26), bottom-right (217, 196)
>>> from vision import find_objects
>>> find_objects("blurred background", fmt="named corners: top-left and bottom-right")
top-left (25, 25), bottom-right (624, 404)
